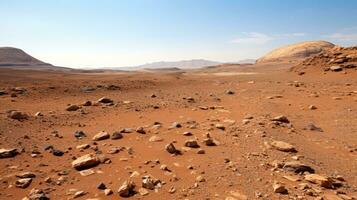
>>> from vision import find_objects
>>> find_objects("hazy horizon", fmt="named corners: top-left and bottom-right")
top-left (1, 0), bottom-right (357, 69)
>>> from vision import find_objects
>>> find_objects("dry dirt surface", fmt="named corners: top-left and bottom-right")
top-left (0, 63), bottom-right (357, 200)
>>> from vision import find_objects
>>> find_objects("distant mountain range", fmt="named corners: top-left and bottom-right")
top-left (0, 47), bottom-right (256, 70)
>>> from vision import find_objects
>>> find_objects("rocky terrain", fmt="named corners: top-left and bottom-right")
top-left (0, 43), bottom-right (357, 200)
top-left (292, 46), bottom-right (357, 74)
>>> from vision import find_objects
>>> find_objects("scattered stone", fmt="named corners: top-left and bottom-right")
top-left (330, 65), bottom-right (343, 72)
top-left (136, 127), bottom-right (146, 134)
top-left (272, 115), bottom-right (290, 123)
top-left (306, 123), bottom-right (323, 132)
top-left (168, 186), bottom-right (176, 194)
top-left (73, 190), bottom-right (86, 198)
top-left (92, 131), bottom-right (110, 141)
top-left (82, 101), bottom-right (92, 106)
top-left (74, 130), bottom-right (86, 138)
top-left (34, 112), bottom-right (43, 117)
top-left (66, 104), bottom-right (80, 111)
top-left (183, 131), bottom-right (193, 136)
top-left (97, 97), bottom-right (113, 104)
top-left (196, 175), bottom-right (206, 182)
top-left (309, 105), bottom-right (317, 110)
top-left (197, 149), bottom-right (205, 154)
top-left (0, 148), bottom-right (19, 158)
top-left (17, 172), bottom-right (36, 178)
top-left (52, 149), bottom-right (64, 156)
top-left (273, 182), bottom-right (288, 194)
top-left (165, 143), bottom-right (178, 154)
top-left (118, 180), bottom-right (136, 197)
top-left (16, 178), bottom-right (32, 188)
top-left (111, 131), bottom-right (123, 140)
top-left (270, 140), bottom-right (297, 152)
top-left (283, 161), bottom-right (315, 173)
top-left (226, 90), bottom-right (235, 95)
top-left (184, 139), bottom-right (200, 148)
top-left (79, 169), bottom-right (95, 176)
top-left (28, 188), bottom-right (50, 200)
top-left (76, 144), bottom-right (90, 150)
top-left (120, 128), bottom-right (135, 133)
top-left (215, 123), bottom-right (225, 130)
top-left (8, 111), bottom-right (28, 120)
top-left (149, 135), bottom-right (163, 142)
top-left (142, 176), bottom-right (156, 190)
top-left (104, 189), bottom-right (113, 196)
top-left (170, 122), bottom-right (182, 129)
top-left (97, 182), bottom-right (107, 190)
top-left (304, 174), bottom-right (334, 188)
top-left (72, 154), bottom-right (100, 170)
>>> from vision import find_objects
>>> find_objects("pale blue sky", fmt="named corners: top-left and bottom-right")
top-left (1, 0), bottom-right (357, 68)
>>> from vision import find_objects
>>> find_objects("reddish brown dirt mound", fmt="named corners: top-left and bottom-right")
top-left (291, 46), bottom-right (357, 74)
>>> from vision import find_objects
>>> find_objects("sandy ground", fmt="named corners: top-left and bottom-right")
top-left (0, 63), bottom-right (356, 200)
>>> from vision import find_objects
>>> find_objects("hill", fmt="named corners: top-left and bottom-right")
top-left (0, 47), bottom-right (51, 66)
top-left (257, 41), bottom-right (335, 63)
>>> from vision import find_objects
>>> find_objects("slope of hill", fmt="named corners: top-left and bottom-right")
top-left (257, 41), bottom-right (335, 63)
top-left (0, 47), bottom-right (51, 66)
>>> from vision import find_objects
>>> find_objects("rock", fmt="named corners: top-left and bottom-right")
top-left (17, 172), bottom-right (36, 178)
top-left (16, 178), bottom-right (32, 188)
top-left (142, 176), bottom-right (155, 190)
top-left (273, 182), bottom-right (288, 194)
top-left (118, 180), bottom-right (136, 197)
top-left (52, 149), bottom-right (64, 156)
top-left (0, 148), bottom-right (19, 158)
top-left (111, 131), bottom-right (123, 140)
top-left (306, 123), bottom-right (323, 132)
top-left (203, 137), bottom-right (216, 146)
top-left (97, 97), bottom-right (113, 104)
top-left (97, 182), bottom-right (107, 190)
top-left (196, 175), bottom-right (206, 182)
top-left (92, 131), bottom-right (110, 141)
top-left (270, 141), bottom-right (297, 152)
top-left (82, 101), bottom-right (92, 106)
top-left (197, 149), bottom-right (205, 154)
top-left (149, 135), bottom-right (163, 142)
top-left (34, 112), bottom-right (43, 117)
top-left (72, 154), bottom-right (100, 170)
top-left (28, 188), bottom-right (50, 200)
top-left (330, 65), bottom-right (343, 71)
top-left (74, 130), bottom-right (86, 138)
top-left (272, 115), bottom-right (290, 123)
top-left (184, 139), bottom-right (200, 148)
top-left (304, 174), bottom-right (334, 188)
top-left (120, 128), bottom-right (135, 133)
top-left (76, 144), bottom-right (90, 150)
top-left (168, 186), bottom-right (176, 194)
top-left (136, 127), bottom-right (146, 134)
top-left (183, 131), bottom-right (193, 136)
top-left (309, 105), bottom-right (317, 110)
top-left (226, 90), bottom-right (235, 95)
top-left (165, 143), bottom-right (178, 154)
top-left (170, 122), bottom-right (182, 128)
top-left (66, 104), bottom-right (80, 111)
top-left (283, 161), bottom-right (315, 173)
top-left (104, 189), bottom-right (113, 196)
top-left (8, 111), bottom-right (28, 120)
top-left (79, 169), bottom-right (95, 176)
top-left (215, 123), bottom-right (225, 130)
top-left (73, 191), bottom-right (86, 198)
